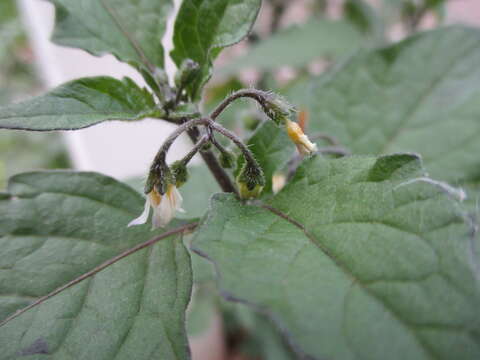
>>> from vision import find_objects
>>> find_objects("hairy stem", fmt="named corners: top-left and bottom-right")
top-left (153, 117), bottom-right (208, 165)
top-left (181, 134), bottom-right (209, 165)
top-left (208, 120), bottom-right (259, 168)
top-left (0, 222), bottom-right (198, 328)
top-left (210, 89), bottom-right (272, 121)
top-left (186, 126), bottom-right (238, 194)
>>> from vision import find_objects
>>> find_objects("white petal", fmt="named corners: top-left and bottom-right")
top-left (171, 186), bottom-right (184, 212)
top-left (152, 198), bottom-right (174, 228)
top-left (128, 198), bottom-right (151, 227)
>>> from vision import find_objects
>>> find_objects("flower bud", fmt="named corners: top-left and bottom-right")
top-left (175, 59), bottom-right (200, 89)
top-left (171, 161), bottom-right (189, 188)
top-left (236, 162), bottom-right (265, 199)
top-left (264, 92), bottom-right (295, 125)
top-left (153, 68), bottom-right (169, 86)
top-left (201, 142), bottom-right (212, 151)
top-left (219, 151), bottom-right (236, 169)
top-left (238, 182), bottom-right (264, 200)
top-left (285, 119), bottom-right (318, 156)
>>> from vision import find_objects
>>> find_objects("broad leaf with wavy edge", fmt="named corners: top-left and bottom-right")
top-left (0, 171), bottom-right (192, 359)
top-left (299, 26), bottom-right (480, 184)
top-left (0, 76), bottom-right (157, 131)
top-left (193, 154), bottom-right (480, 360)
top-left (47, 0), bottom-right (172, 73)
top-left (171, 0), bottom-right (261, 99)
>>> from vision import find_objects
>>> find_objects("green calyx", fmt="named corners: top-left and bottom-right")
top-left (264, 92), bottom-right (295, 125)
top-left (236, 161), bottom-right (265, 199)
top-left (171, 160), bottom-right (189, 188)
top-left (145, 161), bottom-right (175, 195)
top-left (175, 59), bottom-right (201, 90)
top-left (219, 151), bottom-right (236, 169)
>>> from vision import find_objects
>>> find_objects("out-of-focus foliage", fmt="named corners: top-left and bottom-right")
top-left (0, 0), bottom-right (69, 188)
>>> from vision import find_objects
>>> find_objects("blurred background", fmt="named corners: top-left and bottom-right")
top-left (1, 0), bottom-right (479, 359)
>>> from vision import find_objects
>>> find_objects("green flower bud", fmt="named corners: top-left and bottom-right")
top-left (219, 151), bottom-right (236, 169)
top-left (264, 92), bottom-right (295, 125)
top-left (201, 142), bottom-right (212, 151)
top-left (171, 161), bottom-right (189, 188)
top-left (236, 161), bottom-right (265, 199)
top-left (238, 182), bottom-right (264, 200)
top-left (175, 59), bottom-right (200, 89)
top-left (153, 68), bottom-right (169, 86)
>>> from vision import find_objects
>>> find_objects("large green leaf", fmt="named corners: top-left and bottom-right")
top-left (192, 154), bottom-right (480, 360)
top-left (171, 0), bottom-right (261, 99)
top-left (301, 26), bottom-right (480, 184)
top-left (219, 20), bottom-right (363, 76)
top-left (0, 171), bottom-right (192, 359)
top-left (0, 76), bottom-right (157, 131)
top-left (47, 0), bottom-right (172, 72)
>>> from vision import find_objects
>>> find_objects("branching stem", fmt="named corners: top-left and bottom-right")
top-left (180, 134), bottom-right (209, 165)
top-left (207, 120), bottom-right (259, 168)
top-left (186, 127), bottom-right (238, 194)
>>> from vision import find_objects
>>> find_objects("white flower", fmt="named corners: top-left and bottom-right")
top-left (128, 184), bottom-right (184, 229)
top-left (285, 119), bottom-right (318, 155)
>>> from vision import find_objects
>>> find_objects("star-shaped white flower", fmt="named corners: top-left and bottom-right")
top-left (128, 184), bottom-right (184, 229)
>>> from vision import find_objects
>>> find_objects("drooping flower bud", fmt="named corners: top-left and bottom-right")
top-left (219, 150), bottom-right (236, 169)
top-left (236, 161), bottom-right (265, 199)
top-left (175, 59), bottom-right (200, 89)
top-left (171, 161), bottom-right (189, 188)
top-left (285, 119), bottom-right (318, 156)
top-left (263, 92), bottom-right (295, 125)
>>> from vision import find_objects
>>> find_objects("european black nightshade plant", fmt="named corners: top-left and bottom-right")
top-left (0, 1), bottom-right (479, 359)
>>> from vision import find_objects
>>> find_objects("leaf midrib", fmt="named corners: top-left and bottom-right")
top-left (99, 0), bottom-right (155, 72)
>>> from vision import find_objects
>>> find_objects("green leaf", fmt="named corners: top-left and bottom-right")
top-left (47, 0), bottom-right (172, 72)
top-left (0, 76), bottom-right (157, 131)
top-left (301, 26), bottom-right (480, 184)
top-left (343, 0), bottom-right (383, 39)
top-left (171, 0), bottom-right (261, 99)
top-left (463, 183), bottom-right (480, 218)
top-left (0, 171), bottom-right (192, 359)
top-left (192, 154), bottom-right (480, 360)
top-left (219, 20), bottom-right (363, 76)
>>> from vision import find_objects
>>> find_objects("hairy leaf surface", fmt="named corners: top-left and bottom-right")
top-left (0, 77), bottom-right (156, 131)
top-left (0, 171), bottom-right (192, 359)
top-left (193, 154), bottom-right (480, 360)
top-left (47, 0), bottom-right (172, 72)
top-left (171, 0), bottom-right (261, 98)
top-left (302, 26), bottom-right (480, 184)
